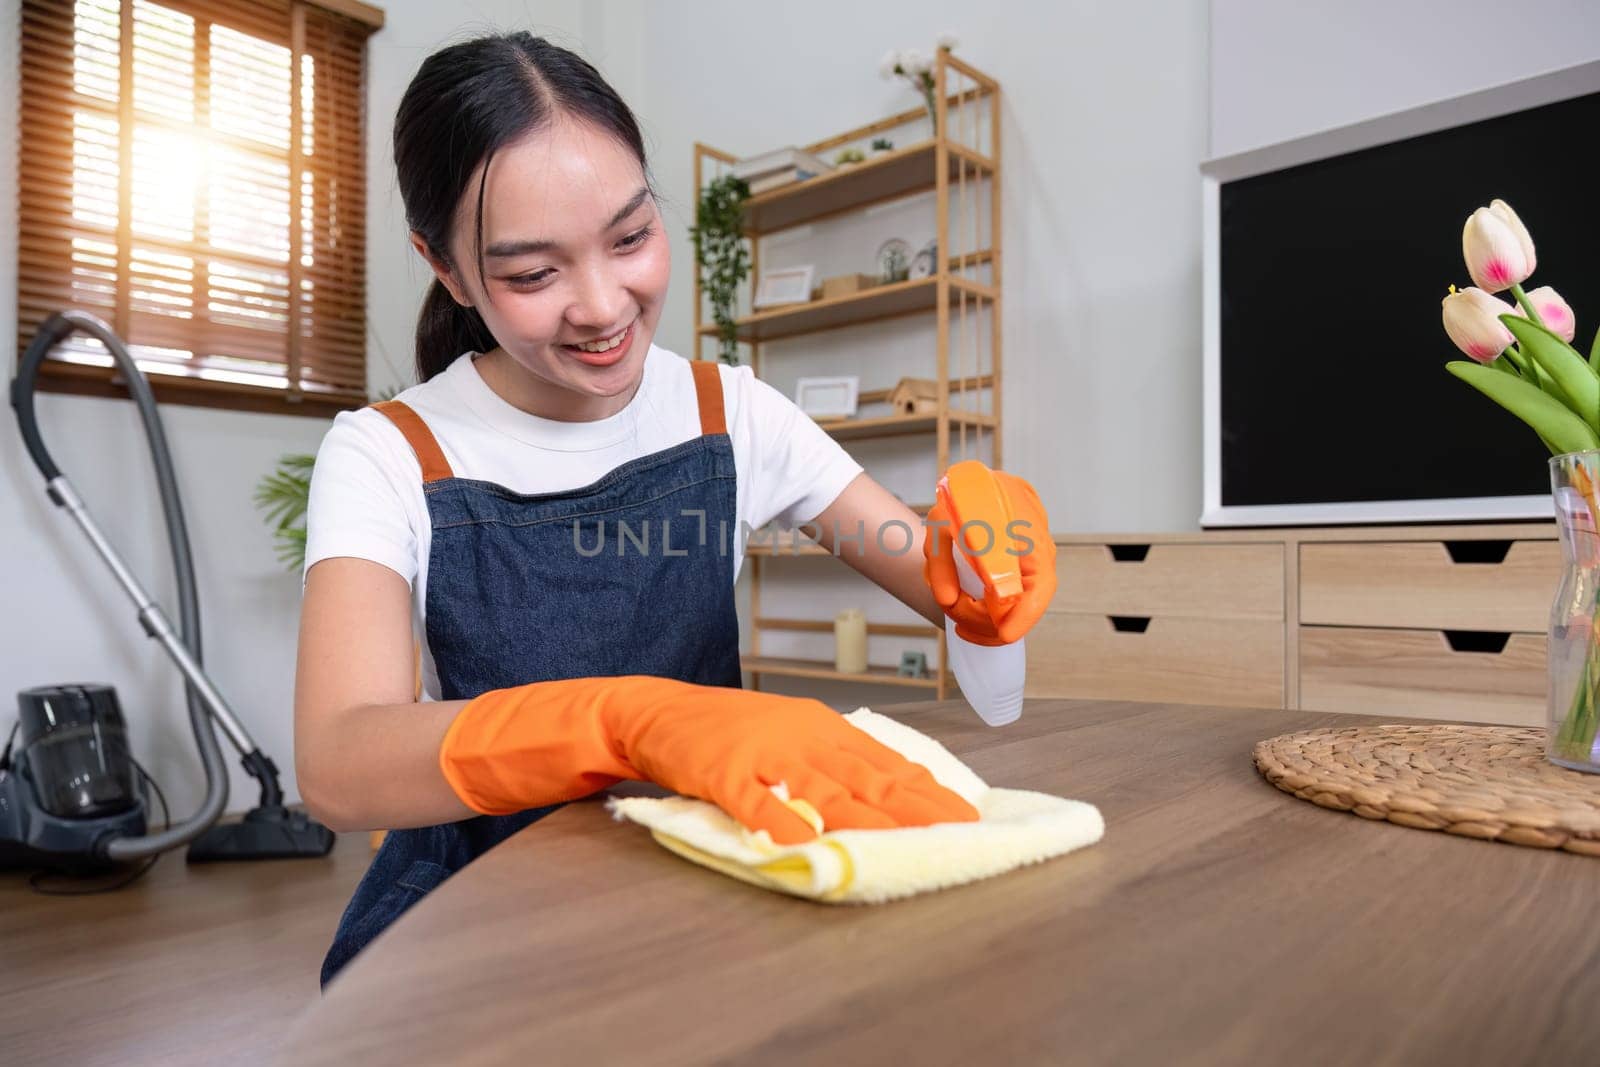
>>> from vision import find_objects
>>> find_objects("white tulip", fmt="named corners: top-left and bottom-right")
top-left (1489, 199), bottom-right (1537, 279)
top-left (1442, 286), bottom-right (1516, 363)
top-left (1462, 204), bottom-right (1534, 293)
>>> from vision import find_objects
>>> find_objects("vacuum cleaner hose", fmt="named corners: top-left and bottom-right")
top-left (11, 310), bottom-right (229, 860)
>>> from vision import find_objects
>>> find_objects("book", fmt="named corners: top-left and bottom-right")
top-left (747, 168), bottom-right (818, 194)
top-left (730, 146), bottom-right (834, 181)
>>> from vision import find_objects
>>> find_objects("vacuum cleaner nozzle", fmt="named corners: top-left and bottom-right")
top-left (186, 749), bottom-right (334, 862)
top-left (186, 804), bottom-right (335, 862)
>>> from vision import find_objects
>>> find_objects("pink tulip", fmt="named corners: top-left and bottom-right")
top-left (1522, 285), bottom-right (1576, 343)
top-left (1442, 286), bottom-right (1517, 363)
top-left (1462, 199), bottom-right (1536, 293)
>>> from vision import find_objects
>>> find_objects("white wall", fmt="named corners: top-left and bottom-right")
top-left (1210, 0), bottom-right (1600, 157)
top-left (617, 0), bottom-right (1211, 537)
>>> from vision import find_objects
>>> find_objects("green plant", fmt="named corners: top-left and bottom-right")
top-left (871, 137), bottom-right (894, 151)
top-left (255, 452), bottom-right (314, 570)
top-left (833, 147), bottom-right (866, 165)
top-left (690, 174), bottom-right (751, 365)
top-left (257, 386), bottom-right (400, 572)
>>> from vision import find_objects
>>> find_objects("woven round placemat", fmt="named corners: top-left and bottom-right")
top-left (1253, 724), bottom-right (1600, 856)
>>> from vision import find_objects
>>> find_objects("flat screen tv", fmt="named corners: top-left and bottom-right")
top-left (1202, 60), bottom-right (1600, 527)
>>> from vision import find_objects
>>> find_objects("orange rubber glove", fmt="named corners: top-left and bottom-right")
top-left (438, 675), bottom-right (980, 845)
top-left (923, 466), bottom-right (1057, 647)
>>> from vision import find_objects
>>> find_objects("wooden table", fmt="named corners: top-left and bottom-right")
top-left (281, 699), bottom-right (1600, 1065)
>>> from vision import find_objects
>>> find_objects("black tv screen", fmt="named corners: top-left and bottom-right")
top-left (1218, 88), bottom-right (1600, 518)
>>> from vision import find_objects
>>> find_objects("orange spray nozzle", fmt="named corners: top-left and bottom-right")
top-left (936, 461), bottom-right (1025, 612)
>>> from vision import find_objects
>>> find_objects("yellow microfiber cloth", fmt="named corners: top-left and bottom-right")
top-left (605, 708), bottom-right (1104, 903)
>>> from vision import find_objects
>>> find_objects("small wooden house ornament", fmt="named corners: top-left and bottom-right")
top-left (888, 377), bottom-right (940, 416)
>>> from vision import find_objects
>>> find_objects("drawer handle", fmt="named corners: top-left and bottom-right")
top-left (1109, 615), bottom-right (1151, 633)
top-left (1443, 630), bottom-right (1511, 654)
top-left (1108, 544), bottom-right (1150, 562)
top-left (1444, 540), bottom-right (1511, 564)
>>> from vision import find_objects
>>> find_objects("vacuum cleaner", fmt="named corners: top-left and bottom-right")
top-left (3, 309), bottom-right (334, 873)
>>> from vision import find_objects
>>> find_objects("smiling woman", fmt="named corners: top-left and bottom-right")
top-left (294, 30), bottom-right (1051, 992)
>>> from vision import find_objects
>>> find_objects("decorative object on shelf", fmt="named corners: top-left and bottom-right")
top-left (795, 375), bottom-right (859, 420)
top-left (897, 651), bottom-right (928, 678)
top-left (690, 173), bottom-right (751, 365)
top-left (909, 237), bottom-right (939, 280)
top-left (753, 265), bottom-right (816, 309)
top-left (879, 34), bottom-right (958, 131)
top-left (834, 608), bottom-right (868, 674)
top-left (888, 376), bottom-right (940, 416)
top-left (833, 147), bottom-right (866, 167)
top-left (820, 273), bottom-right (879, 300)
top-left (870, 137), bottom-right (894, 155)
top-left (876, 238), bottom-right (911, 284)
top-left (1437, 198), bottom-right (1600, 774)
top-left (732, 146), bottom-right (833, 195)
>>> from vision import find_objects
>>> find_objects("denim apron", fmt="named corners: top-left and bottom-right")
top-left (319, 359), bottom-right (743, 987)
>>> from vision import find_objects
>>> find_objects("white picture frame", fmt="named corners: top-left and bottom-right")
top-left (753, 265), bottom-right (815, 309)
top-left (794, 375), bottom-right (859, 419)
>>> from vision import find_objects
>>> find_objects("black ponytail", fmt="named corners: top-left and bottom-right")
top-left (393, 32), bottom-right (654, 382)
top-left (414, 279), bottom-right (498, 383)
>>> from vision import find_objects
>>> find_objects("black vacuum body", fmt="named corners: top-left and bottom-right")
top-left (0, 684), bottom-right (148, 872)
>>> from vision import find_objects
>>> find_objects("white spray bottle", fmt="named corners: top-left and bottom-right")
top-left (936, 462), bottom-right (1028, 727)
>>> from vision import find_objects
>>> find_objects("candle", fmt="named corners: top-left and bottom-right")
top-left (835, 608), bottom-right (868, 674)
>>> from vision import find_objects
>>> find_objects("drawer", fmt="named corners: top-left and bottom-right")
top-left (1026, 612), bottom-right (1284, 709)
top-left (1055, 543), bottom-right (1284, 620)
top-left (1299, 625), bottom-right (1545, 726)
top-left (1299, 539), bottom-right (1558, 631)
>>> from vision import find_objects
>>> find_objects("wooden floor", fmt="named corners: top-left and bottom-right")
top-left (0, 828), bottom-right (372, 1066)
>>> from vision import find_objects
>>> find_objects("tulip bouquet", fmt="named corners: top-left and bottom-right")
top-left (1442, 198), bottom-right (1600, 767)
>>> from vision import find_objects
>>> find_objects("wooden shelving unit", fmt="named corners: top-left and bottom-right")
top-left (693, 52), bottom-right (1002, 700)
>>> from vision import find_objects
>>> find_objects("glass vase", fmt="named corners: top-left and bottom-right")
top-left (1547, 450), bottom-right (1600, 773)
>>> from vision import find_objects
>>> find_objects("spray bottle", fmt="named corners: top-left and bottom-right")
top-left (936, 461), bottom-right (1028, 727)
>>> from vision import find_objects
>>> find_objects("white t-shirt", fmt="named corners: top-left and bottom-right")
top-left (304, 344), bottom-right (862, 698)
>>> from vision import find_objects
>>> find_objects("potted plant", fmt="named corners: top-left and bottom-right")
top-left (690, 173), bottom-right (751, 365)
top-left (1442, 198), bottom-right (1600, 772)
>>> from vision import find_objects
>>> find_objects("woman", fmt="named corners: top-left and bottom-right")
top-left (296, 31), bottom-right (1056, 987)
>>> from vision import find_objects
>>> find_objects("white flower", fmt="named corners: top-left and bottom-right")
top-left (901, 48), bottom-right (931, 75)
top-left (936, 33), bottom-right (959, 51)
top-left (879, 49), bottom-right (903, 79)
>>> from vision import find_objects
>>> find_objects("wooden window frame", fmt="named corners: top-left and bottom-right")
top-left (17, 0), bottom-right (384, 419)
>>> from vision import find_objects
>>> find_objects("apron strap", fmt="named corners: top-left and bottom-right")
top-left (690, 358), bottom-right (727, 437)
top-left (371, 400), bottom-right (455, 484)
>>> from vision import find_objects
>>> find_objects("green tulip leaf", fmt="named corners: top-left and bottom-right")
top-left (1590, 324), bottom-right (1600, 371)
top-left (1503, 314), bottom-right (1600, 433)
top-left (1446, 360), bottom-right (1600, 456)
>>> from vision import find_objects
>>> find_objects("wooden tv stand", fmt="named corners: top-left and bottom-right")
top-left (1030, 522), bottom-right (1560, 726)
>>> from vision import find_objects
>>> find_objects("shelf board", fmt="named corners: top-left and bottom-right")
top-left (741, 655), bottom-right (939, 689)
top-left (742, 139), bottom-right (996, 236)
top-left (697, 274), bottom-right (995, 344)
top-left (816, 409), bottom-right (997, 442)
top-left (754, 616), bottom-right (940, 638)
top-left (745, 539), bottom-right (830, 557)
